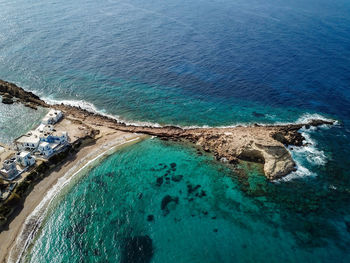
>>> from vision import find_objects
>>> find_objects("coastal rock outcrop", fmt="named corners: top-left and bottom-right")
top-left (1, 93), bottom-right (14, 104)
top-left (0, 80), bottom-right (47, 107)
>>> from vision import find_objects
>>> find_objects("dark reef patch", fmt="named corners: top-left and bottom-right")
top-left (150, 163), bottom-right (168, 172)
top-left (121, 235), bottom-right (153, 263)
top-left (187, 184), bottom-right (201, 194)
top-left (171, 174), bottom-right (183, 182)
top-left (161, 195), bottom-right (179, 215)
top-left (105, 172), bottom-right (115, 178)
top-left (156, 177), bottom-right (163, 187)
top-left (252, 111), bottom-right (265, 118)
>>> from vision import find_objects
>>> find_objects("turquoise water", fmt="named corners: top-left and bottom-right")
top-left (24, 139), bottom-right (350, 263)
top-left (0, 0), bottom-right (350, 262)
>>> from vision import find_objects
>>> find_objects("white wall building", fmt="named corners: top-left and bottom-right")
top-left (41, 131), bottom-right (68, 144)
top-left (15, 127), bottom-right (68, 153)
top-left (42, 109), bottom-right (63, 125)
top-left (15, 130), bottom-right (42, 151)
top-left (36, 123), bottom-right (54, 133)
top-left (37, 142), bottom-right (54, 158)
top-left (16, 151), bottom-right (36, 167)
top-left (0, 158), bottom-right (18, 179)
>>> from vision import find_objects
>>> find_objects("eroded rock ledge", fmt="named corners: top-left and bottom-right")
top-left (0, 79), bottom-right (335, 180)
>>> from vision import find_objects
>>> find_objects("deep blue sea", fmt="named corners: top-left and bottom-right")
top-left (1, 0), bottom-right (350, 262)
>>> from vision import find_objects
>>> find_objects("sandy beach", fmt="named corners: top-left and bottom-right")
top-left (0, 128), bottom-right (146, 263)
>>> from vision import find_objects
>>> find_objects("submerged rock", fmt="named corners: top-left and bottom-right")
top-left (198, 190), bottom-right (206, 198)
top-left (65, 228), bottom-right (74, 239)
top-left (121, 235), bottom-right (153, 263)
top-left (170, 163), bottom-right (177, 171)
top-left (156, 177), bottom-right (163, 187)
top-left (161, 195), bottom-right (179, 215)
top-left (252, 111), bottom-right (265, 118)
top-left (187, 184), bottom-right (201, 194)
top-left (345, 221), bottom-right (350, 233)
top-left (105, 172), bottom-right (115, 177)
top-left (150, 164), bottom-right (167, 172)
top-left (171, 174), bottom-right (183, 182)
top-left (93, 248), bottom-right (101, 256)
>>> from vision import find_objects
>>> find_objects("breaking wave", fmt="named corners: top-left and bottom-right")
top-left (275, 126), bottom-right (329, 182)
top-left (43, 97), bottom-right (163, 128)
top-left (41, 96), bottom-right (337, 130)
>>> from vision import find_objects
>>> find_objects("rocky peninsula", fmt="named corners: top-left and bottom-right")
top-left (0, 79), bottom-right (334, 180)
top-left (0, 79), bottom-right (336, 262)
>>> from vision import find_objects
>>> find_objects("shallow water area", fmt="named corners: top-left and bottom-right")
top-left (24, 139), bottom-right (350, 263)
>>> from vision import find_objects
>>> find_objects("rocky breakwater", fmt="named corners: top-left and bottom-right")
top-left (56, 104), bottom-right (334, 180)
top-left (179, 120), bottom-right (333, 180)
top-left (0, 79), bottom-right (335, 180)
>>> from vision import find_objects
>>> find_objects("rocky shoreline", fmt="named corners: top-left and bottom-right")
top-left (0, 79), bottom-right (335, 180)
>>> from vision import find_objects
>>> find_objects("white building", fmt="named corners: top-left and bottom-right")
top-left (42, 109), bottom-right (63, 125)
top-left (16, 151), bottom-right (36, 167)
top-left (41, 131), bottom-right (68, 144)
top-left (0, 158), bottom-right (18, 179)
top-left (15, 126), bottom-right (68, 152)
top-left (37, 142), bottom-right (54, 158)
top-left (15, 130), bottom-right (42, 151)
top-left (36, 123), bottom-right (54, 133)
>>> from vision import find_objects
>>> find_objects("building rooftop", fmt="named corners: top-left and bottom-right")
top-left (16, 130), bottom-right (42, 144)
top-left (39, 141), bottom-right (50, 147)
top-left (17, 151), bottom-right (31, 158)
top-left (36, 123), bottom-right (54, 133)
top-left (47, 109), bottom-right (62, 116)
top-left (42, 109), bottom-right (62, 122)
top-left (4, 158), bottom-right (16, 165)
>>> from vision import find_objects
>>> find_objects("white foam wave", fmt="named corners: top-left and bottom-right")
top-left (275, 160), bottom-right (316, 182)
top-left (275, 127), bottom-right (328, 182)
top-left (297, 131), bottom-right (327, 166)
top-left (41, 94), bottom-right (337, 130)
top-left (295, 113), bottom-right (336, 125)
top-left (8, 137), bottom-right (141, 263)
top-left (186, 113), bottom-right (337, 129)
top-left (43, 97), bottom-right (163, 128)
